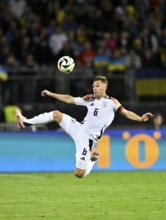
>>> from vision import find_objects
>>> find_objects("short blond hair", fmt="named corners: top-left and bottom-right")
top-left (93, 76), bottom-right (108, 85)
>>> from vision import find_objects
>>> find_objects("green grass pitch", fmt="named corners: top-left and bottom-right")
top-left (0, 171), bottom-right (166, 220)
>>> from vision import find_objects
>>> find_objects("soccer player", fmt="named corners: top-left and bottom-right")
top-left (16, 76), bottom-right (153, 178)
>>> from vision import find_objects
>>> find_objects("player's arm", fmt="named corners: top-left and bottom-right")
top-left (41, 90), bottom-right (75, 104)
top-left (82, 94), bottom-right (95, 101)
top-left (120, 108), bottom-right (153, 122)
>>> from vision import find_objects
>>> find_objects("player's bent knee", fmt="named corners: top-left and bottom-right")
top-left (75, 168), bottom-right (85, 178)
top-left (75, 173), bottom-right (84, 178)
top-left (53, 110), bottom-right (63, 123)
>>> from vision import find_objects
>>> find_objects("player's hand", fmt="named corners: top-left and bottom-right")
top-left (41, 90), bottom-right (51, 97)
top-left (141, 112), bottom-right (154, 122)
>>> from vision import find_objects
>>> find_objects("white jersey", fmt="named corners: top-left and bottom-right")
top-left (74, 96), bottom-right (123, 140)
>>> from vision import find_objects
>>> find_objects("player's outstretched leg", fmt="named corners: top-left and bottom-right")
top-left (16, 109), bottom-right (63, 129)
top-left (16, 109), bottom-right (27, 128)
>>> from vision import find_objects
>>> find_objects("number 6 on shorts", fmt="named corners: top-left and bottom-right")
top-left (82, 148), bottom-right (87, 156)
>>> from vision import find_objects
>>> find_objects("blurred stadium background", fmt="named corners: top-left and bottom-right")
top-left (0, 0), bottom-right (166, 219)
top-left (0, 0), bottom-right (166, 130)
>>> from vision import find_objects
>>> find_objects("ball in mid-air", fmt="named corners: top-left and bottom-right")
top-left (57, 56), bottom-right (75, 73)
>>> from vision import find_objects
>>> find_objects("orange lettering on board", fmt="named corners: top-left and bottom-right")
top-left (125, 134), bottom-right (159, 169)
top-left (94, 135), bottom-right (110, 168)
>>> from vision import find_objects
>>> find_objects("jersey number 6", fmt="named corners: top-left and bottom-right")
top-left (93, 108), bottom-right (99, 116)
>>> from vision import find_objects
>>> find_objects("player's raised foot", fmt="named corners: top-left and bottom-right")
top-left (90, 151), bottom-right (100, 162)
top-left (16, 109), bottom-right (26, 129)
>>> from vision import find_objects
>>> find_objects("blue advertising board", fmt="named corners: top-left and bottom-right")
top-left (0, 130), bottom-right (165, 172)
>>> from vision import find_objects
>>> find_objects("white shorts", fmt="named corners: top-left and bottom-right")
top-left (59, 114), bottom-right (97, 170)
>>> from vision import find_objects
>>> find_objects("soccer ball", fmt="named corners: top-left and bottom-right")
top-left (57, 56), bottom-right (75, 73)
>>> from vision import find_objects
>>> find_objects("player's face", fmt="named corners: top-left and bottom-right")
top-left (93, 80), bottom-right (107, 98)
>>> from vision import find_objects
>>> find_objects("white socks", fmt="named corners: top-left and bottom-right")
top-left (25, 112), bottom-right (54, 125)
top-left (84, 160), bottom-right (96, 177)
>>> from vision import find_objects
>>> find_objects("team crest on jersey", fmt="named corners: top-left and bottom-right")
top-left (89, 103), bottom-right (94, 106)
top-left (102, 102), bottom-right (108, 108)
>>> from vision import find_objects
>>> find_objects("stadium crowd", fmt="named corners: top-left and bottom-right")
top-left (0, 0), bottom-right (166, 125)
top-left (0, 0), bottom-right (166, 71)
top-left (0, 0), bottom-right (166, 127)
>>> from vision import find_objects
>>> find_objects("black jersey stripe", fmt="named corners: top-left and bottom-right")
top-left (97, 124), bottom-right (107, 139)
